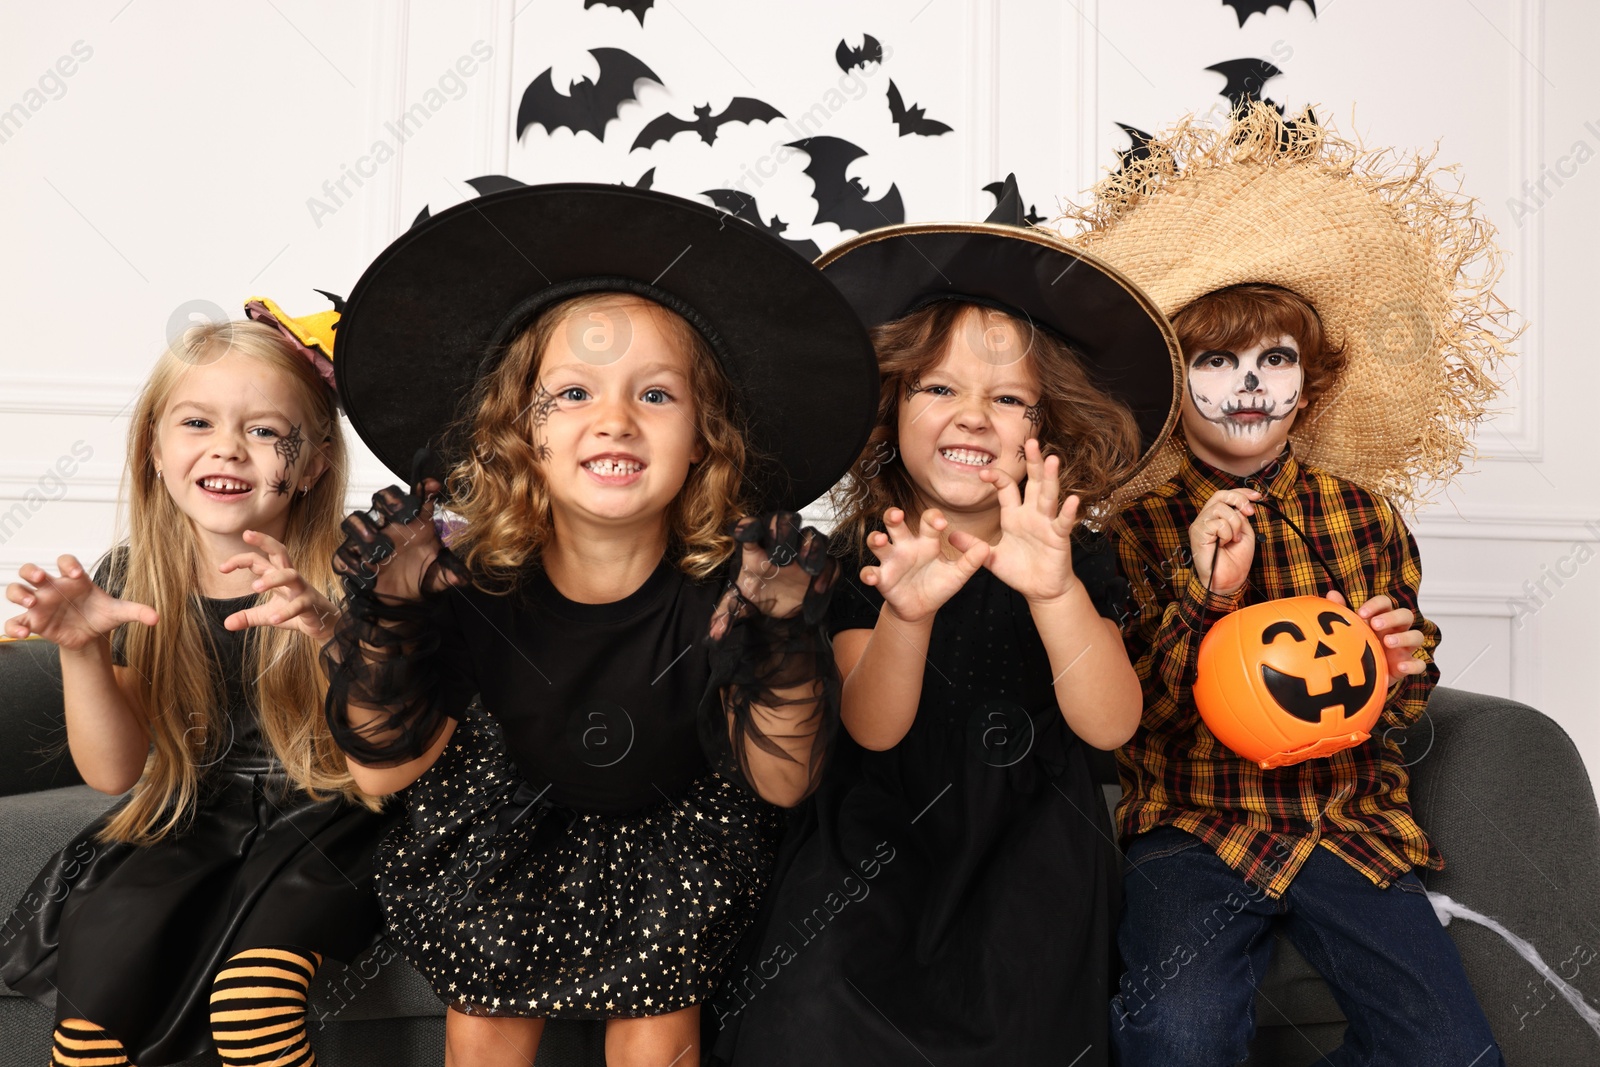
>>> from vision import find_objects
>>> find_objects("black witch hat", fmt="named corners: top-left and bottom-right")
top-left (815, 173), bottom-right (1182, 473)
top-left (333, 183), bottom-right (880, 512)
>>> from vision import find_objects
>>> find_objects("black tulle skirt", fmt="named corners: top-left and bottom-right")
top-left (379, 704), bottom-right (784, 1018)
top-left (0, 760), bottom-right (397, 1065)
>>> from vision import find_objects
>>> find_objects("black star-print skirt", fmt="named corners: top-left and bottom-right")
top-left (377, 704), bottom-right (783, 1018)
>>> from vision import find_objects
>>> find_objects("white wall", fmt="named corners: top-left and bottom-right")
top-left (3, 0), bottom-right (1595, 776)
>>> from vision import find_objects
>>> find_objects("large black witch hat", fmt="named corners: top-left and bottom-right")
top-left (334, 183), bottom-right (880, 512)
top-left (815, 174), bottom-right (1182, 473)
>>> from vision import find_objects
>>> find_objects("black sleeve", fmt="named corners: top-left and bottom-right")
top-left (92, 546), bottom-right (131, 667)
top-left (321, 581), bottom-right (478, 767)
top-left (1072, 528), bottom-right (1136, 624)
top-left (825, 552), bottom-right (882, 638)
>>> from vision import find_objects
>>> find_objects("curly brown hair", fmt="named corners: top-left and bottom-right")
top-left (445, 292), bottom-right (755, 589)
top-left (829, 301), bottom-right (1145, 557)
top-left (1171, 283), bottom-right (1347, 414)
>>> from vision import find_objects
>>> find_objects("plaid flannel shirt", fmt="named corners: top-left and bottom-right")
top-left (1110, 444), bottom-right (1443, 898)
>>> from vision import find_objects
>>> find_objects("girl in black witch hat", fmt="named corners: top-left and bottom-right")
top-left (711, 181), bottom-right (1183, 1067)
top-left (319, 183), bottom-right (877, 1064)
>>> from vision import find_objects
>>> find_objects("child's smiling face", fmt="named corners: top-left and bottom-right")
top-left (530, 296), bottom-right (707, 529)
top-left (1181, 331), bottom-right (1308, 474)
top-left (895, 306), bottom-right (1042, 521)
top-left (152, 351), bottom-right (326, 545)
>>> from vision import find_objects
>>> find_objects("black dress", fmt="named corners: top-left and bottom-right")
top-left (0, 586), bottom-right (397, 1066)
top-left (328, 558), bottom-right (790, 1018)
top-left (711, 535), bottom-right (1127, 1067)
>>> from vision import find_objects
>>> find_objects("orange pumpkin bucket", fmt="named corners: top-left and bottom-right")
top-left (1194, 596), bottom-right (1389, 770)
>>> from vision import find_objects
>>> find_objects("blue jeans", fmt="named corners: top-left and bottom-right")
top-left (1111, 827), bottom-right (1503, 1067)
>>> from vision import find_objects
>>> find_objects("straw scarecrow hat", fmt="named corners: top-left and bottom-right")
top-left (1059, 103), bottom-right (1518, 509)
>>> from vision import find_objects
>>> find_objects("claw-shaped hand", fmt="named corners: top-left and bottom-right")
top-left (334, 450), bottom-right (470, 600)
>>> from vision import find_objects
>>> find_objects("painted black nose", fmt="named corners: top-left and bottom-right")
top-left (1314, 641), bottom-right (1336, 658)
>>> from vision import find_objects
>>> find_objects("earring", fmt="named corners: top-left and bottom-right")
top-left (155, 468), bottom-right (163, 481)
top-left (299, 485), bottom-right (311, 496)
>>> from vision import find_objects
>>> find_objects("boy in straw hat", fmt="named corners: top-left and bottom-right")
top-left (1063, 103), bottom-right (1516, 1063)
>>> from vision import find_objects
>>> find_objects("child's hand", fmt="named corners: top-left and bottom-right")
top-left (977, 438), bottom-right (1079, 605)
top-left (334, 476), bottom-right (468, 601)
top-left (1325, 591), bottom-right (1429, 680)
top-left (860, 507), bottom-right (989, 624)
top-left (709, 512), bottom-right (838, 640)
top-left (4, 555), bottom-right (158, 651)
top-left (1189, 489), bottom-right (1262, 597)
top-left (220, 530), bottom-right (340, 643)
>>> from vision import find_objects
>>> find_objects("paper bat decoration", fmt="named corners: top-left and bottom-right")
top-left (411, 175), bottom-right (528, 228)
top-left (1222, 0), bottom-right (1316, 26)
top-left (702, 188), bottom-right (821, 260)
top-left (1114, 123), bottom-right (1155, 172)
top-left (311, 289), bottom-right (347, 315)
top-left (785, 136), bottom-right (905, 232)
top-left (631, 167), bottom-right (655, 190)
top-left (517, 47), bottom-right (663, 141)
top-left (631, 98), bottom-right (785, 151)
top-left (1206, 57), bottom-right (1285, 114)
top-left (835, 34), bottom-right (884, 73)
top-left (982, 177), bottom-right (1045, 225)
top-left (585, 0), bottom-right (654, 24)
top-left (886, 80), bottom-right (952, 137)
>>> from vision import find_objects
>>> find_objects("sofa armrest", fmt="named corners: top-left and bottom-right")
top-left (0, 785), bottom-right (120, 996)
top-left (1406, 686), bottom-right (1600, 1059)
top-left (0, 641), bottom-right (83, 798)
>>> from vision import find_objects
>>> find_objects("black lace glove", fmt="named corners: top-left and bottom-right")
top-left (322, 451), bottom-right (473, 767)
top-left (702, 511), bottom-right (842, 799)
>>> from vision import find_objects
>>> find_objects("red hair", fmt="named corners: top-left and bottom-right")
top-left (1172, 284), bottom-right (1346, 410)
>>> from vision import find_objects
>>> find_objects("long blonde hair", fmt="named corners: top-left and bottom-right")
top-left (101, 320), bottom-right (376, 845)
top-left (446, 292), bottom-right (754, 589)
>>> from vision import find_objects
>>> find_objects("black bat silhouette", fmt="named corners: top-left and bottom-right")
top-left (1222, 0), bottom-right (1316, 26)
top-left (886, 80), bottom-right (952, 137)
top-left (1206, 57), bottom-right (1285, 114)
top-left (982, 178), bottom-right (1044, 225)
top-left (585, 0), bottom-right (654, 24)
top-left (785, 136), bottom-right (904, 232)
top-left (517, 47), bottom-right (662, 141)
top-left (312, 289), bottom-right (347, 315)
top-left (412, 175), bottom-right (528, 228)
top-left (631, 98), bottom-right (785, 151)
top-left (1114, 123), bottom-right (1156, 172)
top-left (835, 33), bottom-right (884, 73)
top-left (631, 167), bottom-right (655, 190)
top-left (702, 188), bottom-right (821, 260)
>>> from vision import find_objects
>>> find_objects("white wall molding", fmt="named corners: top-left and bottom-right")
top-left (363, 0), bottom-right (412, 259)
top-left (0, 377), bottom-right (141, 419)
top-left (963, 0), bottom-right (1000, 219)
top-left (1475, 0), bottom-right (1545, 462)
top-left (477, 0), bottom-right (516, 177)
top-left (1420, 579), bottom-right (1541, 706)
top-left (1412, 506), bottom-right (1600, 542)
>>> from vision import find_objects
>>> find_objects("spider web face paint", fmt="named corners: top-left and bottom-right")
top-left (274, 423), bottom-right (305, 467)
top-left (527, 384), bottom-right (558, 463)
top-left (1188, 344), bottom-right (1302, 441)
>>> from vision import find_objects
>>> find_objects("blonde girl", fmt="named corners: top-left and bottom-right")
top-left (1, 318), bottom-right (395, 1067)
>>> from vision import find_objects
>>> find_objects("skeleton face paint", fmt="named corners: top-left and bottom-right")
top-left (1187, 339), bottom-right (1303, 441)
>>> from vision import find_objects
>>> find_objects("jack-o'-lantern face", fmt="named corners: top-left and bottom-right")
top-left (1194, 596), bottom-right (1389, 770)
top-left (1259, 611), bottom-right (1378, 723)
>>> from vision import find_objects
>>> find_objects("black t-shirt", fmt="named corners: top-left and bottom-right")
top-left (428, 559), bottom-right (728, 815)
top-left (95, 548), bottom-right (271, 765)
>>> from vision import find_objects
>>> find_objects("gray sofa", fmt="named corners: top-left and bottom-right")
top-left (2, 637), bottom-right (1597, 1065)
